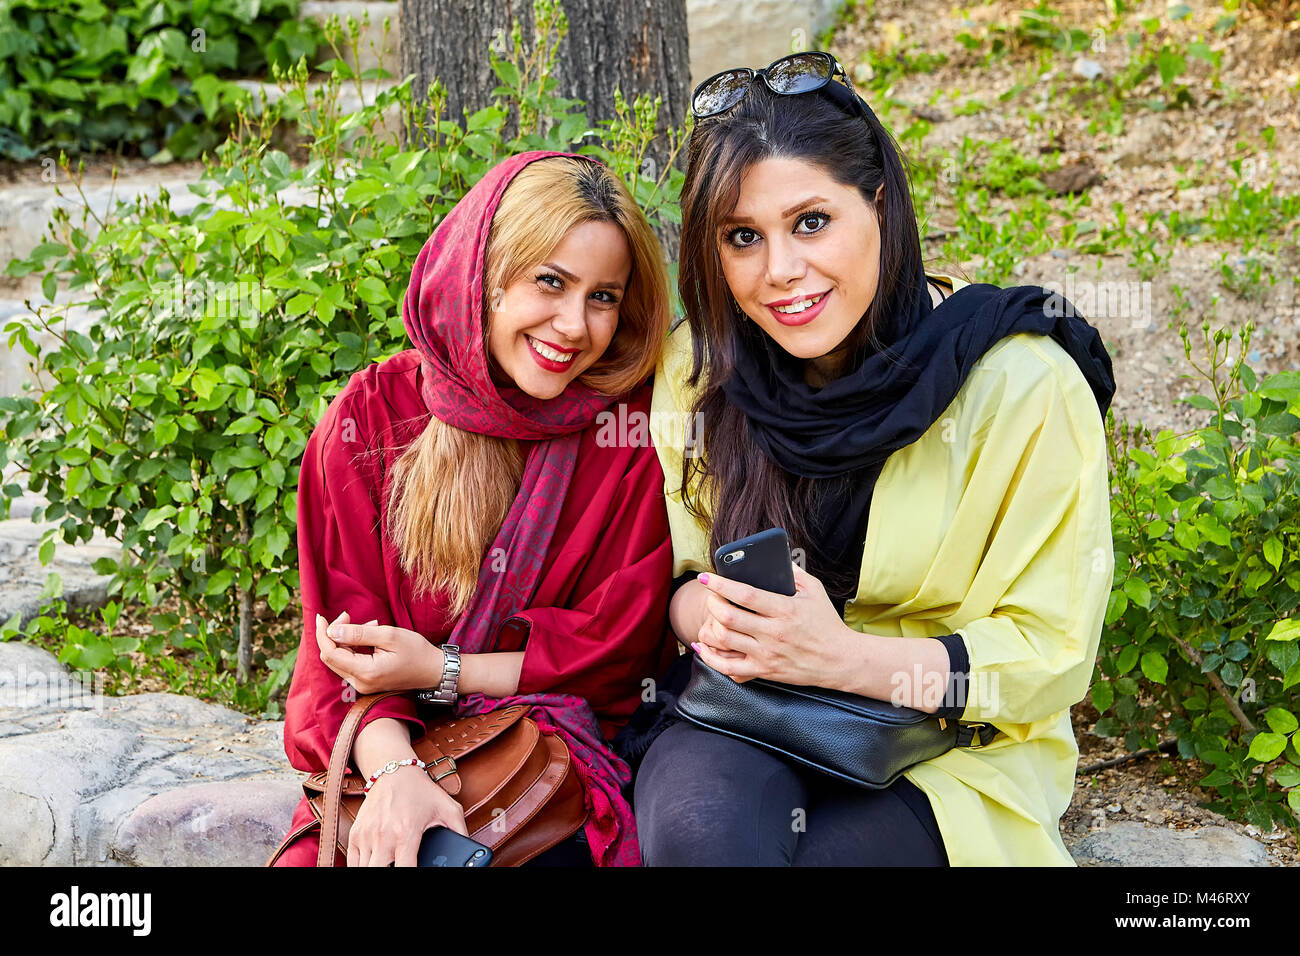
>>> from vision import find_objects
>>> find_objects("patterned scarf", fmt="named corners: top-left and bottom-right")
top-left (401, 150), bottom-right (641, 866)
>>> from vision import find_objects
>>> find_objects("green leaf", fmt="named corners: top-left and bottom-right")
top-left (226, 470), bottom-right (258, 504)
top-left (1105, 590), bottom-right (1128, 625)
top-left (1247, 732), bottom-right (1287, 763)
top-left (1200, 768), bottom-right (1233, 788)
top-left (1122, 577), bottom-right (1151, 609)
top-left (343, 179), bottom-right (386, 207)
top-left (1140, 651), bottom-right (1168, 684)
top-left (1117, 644), bottom-right (1139, 675)
top-left (1265, 707), bottom-right (1298, 735)
top-left (224, 416), bottom-right (263, 436)
top-left (1092, 716), bottom-right (1121, 738)
top-left (1091, 680), bottom-right (1114, 713)
top-left (1266, 618), bottom-right (1300, 642)
top-left (1264, 535), bottom-right (1284, 570)
top-left (355, 276), bottom-right (391, 305)
top-left (1285, 661), bottom-right (1300, 690)
top-left (1274, 763), bottom-right (1300, 789)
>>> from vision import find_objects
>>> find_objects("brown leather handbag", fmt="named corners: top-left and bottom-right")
top-left (265, 690), bottom-right (588, 866)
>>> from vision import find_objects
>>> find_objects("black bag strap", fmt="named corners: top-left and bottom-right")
top-left (953, 721), bottom-right (998, 748)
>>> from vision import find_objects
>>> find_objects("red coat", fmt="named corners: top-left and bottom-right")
top-left (273, 349), bottom-right (674, 865)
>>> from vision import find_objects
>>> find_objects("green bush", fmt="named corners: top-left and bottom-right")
top-left (0, 0), bottom-right (684, 717)
top-left (0, 0), bottom-right (323, 161)
top-left (1099, 318), bottom-right (1300, 830)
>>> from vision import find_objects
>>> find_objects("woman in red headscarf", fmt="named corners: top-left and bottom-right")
top-left (269, 151), bottom-right (675, 867)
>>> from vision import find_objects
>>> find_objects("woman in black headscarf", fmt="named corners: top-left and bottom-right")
top-left (626, 52), bottom-right (1117, 866)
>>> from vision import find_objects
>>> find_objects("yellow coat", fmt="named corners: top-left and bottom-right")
top-left (649, 274), bottom-right (1114, 866)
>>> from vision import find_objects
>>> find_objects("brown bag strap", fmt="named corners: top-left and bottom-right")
top-left (317, 691), bottom-right (405, 867)
top-left (265, 818), bottom-right (321, 867)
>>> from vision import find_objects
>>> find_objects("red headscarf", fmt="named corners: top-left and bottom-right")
top-left (401, 150), bottom-right (643, 865)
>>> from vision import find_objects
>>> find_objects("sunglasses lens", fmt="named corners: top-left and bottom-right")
top-left (693, 69), bottom-right (752, 116)
top-left (767, 53), bottom-right (833, 94)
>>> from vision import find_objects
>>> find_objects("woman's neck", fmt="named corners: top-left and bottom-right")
top-left (803, 342), bottom-right (852, 388)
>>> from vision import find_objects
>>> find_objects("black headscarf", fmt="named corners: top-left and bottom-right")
top-left (721, 260), bottom-right (1116, 609)
top-left (722, 260), bottom-right (1116, 479)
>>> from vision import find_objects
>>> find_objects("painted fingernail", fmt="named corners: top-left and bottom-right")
top-left (691, 642), bottom-right (702, 653)
top-left (316, 614), bottom-right (324, 628)
top-left (699, 573), bottom-right (710, 585)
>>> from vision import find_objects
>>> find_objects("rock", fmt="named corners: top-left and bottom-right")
top-left (1044, 162), bottom-right (1102, 195)
top-left (1072, 57), bottom-right (1105, 81)
top-left (0, 642), bottom-right (302, 865)
top-left (0, 515), bottom-right (120, 629)
top-left (912, 105), bottom-right (947, 123)
top-left (1070, 821), bottom-right (1272, 867)
top-left (113, 780), bottom-right (302, 867)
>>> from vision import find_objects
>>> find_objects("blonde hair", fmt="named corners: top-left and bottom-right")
top-left (385, 157), bottom-right (670, 616)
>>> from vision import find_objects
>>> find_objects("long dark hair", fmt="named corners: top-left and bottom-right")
top-left (678, 79), bottom-right (926, 600)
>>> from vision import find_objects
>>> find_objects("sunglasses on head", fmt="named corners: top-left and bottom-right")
top-left (690, 51), bottom-right (870, 121)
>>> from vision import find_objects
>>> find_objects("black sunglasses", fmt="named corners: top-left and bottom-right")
top-left (690, 51), bottom-right (868, 120)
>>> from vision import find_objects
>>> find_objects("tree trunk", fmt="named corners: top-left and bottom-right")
top-left (399, 0), bottom-right (689, 252)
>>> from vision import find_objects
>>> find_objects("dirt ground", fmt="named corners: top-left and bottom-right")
top-left (833, 0), bottom-right (1300, 439)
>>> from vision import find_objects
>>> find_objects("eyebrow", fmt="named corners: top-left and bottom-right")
top-left (722, 196), bottom-right (831, 225)
top-left (543, 261), bottom-right (625, 292)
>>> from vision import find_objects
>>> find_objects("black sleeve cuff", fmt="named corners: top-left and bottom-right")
top-left (932, 633), bottom-right (969, 721)
top-left (669, 569), bottom-right (701, 600)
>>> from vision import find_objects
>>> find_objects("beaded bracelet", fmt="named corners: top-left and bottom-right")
top-left (362, 757), bottom-right (429, 794)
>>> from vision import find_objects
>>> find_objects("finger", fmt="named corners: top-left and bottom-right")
top-left (704, 616), bottom-right (757, 658)
top-left (395, 833), bottom-right (421, 868)
top-left (693, 620), bottom-right (744, 659)
top-left (327, 622), bottom-right (390, 648)
top-left (368, 837), bottom-right (396, 867)
top-left (692, 640), bottom-right (735, 677)
top-left (704, 595), bottom-right (765, 648)
top-left (791, 562), bottom-right (825, 594)
top-left (699, 642), bottom-right (757, 683)
top-left (347, 834), bottom-right (361, 868)
top-left (699, 570), bottom-right (784, 616)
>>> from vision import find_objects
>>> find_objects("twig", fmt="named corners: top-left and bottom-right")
top-left (1079, 737), bottom-right (1178, 775)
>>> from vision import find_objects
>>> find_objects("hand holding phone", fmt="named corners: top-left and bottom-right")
top-left (713, 527), bottom-right (796, 598)
top-left (417, 825), bottom-right (493, 867)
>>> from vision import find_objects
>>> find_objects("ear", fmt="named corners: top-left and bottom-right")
top-left (874, 183), bottom-right (884, 207)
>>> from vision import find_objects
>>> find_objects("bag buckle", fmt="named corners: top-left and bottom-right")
top-left (964, 722), bottom-right (992, 747)
top-left (428, 754), bottom-right (458, 782)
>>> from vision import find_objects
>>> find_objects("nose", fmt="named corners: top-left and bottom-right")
top-left (763, 234), bottom-right (806, 289)
top-left (548, 293), bottom-right (589, 346)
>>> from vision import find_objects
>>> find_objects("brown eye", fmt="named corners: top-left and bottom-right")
top-left (796, 212), bottom-right (830, 233)
top-left (726, 227), bottom-right (759, 248)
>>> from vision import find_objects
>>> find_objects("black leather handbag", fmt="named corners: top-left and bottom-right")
top-left (673, 654), bottom-right (998, 789)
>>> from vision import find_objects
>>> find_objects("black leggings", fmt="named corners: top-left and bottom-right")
top-left (633, 721), bottom-right (949, 866)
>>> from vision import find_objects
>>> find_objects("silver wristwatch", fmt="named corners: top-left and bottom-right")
top-left (416, 644), bottom-right (460, 705)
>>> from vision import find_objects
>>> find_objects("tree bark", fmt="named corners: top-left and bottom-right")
top-left (400, 0), bottom-right (689, 142)
top-left (399, 0), bottom-right (689, 252)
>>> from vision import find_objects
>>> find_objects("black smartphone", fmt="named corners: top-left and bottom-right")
top-left (417, 825), bottom-right (493, 867)
top-left (713, 527), bottom-right (796, 598)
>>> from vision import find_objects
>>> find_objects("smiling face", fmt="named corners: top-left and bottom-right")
top-left (718, 156), bottom-right (885, 367)
top-left (485, 219), bottom-right (632, 401)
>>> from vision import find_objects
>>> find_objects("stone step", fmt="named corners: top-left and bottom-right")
top-left (0, 642), bottom-right (300, 866)
top-left (300, 1), bottom-right (401, 74)
top-left (0, 166), bottom-right (206, 282)
top-left (0, 636), bottom-right (1284, 866)
top-left (0, 514), bottom-right (119, 629)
